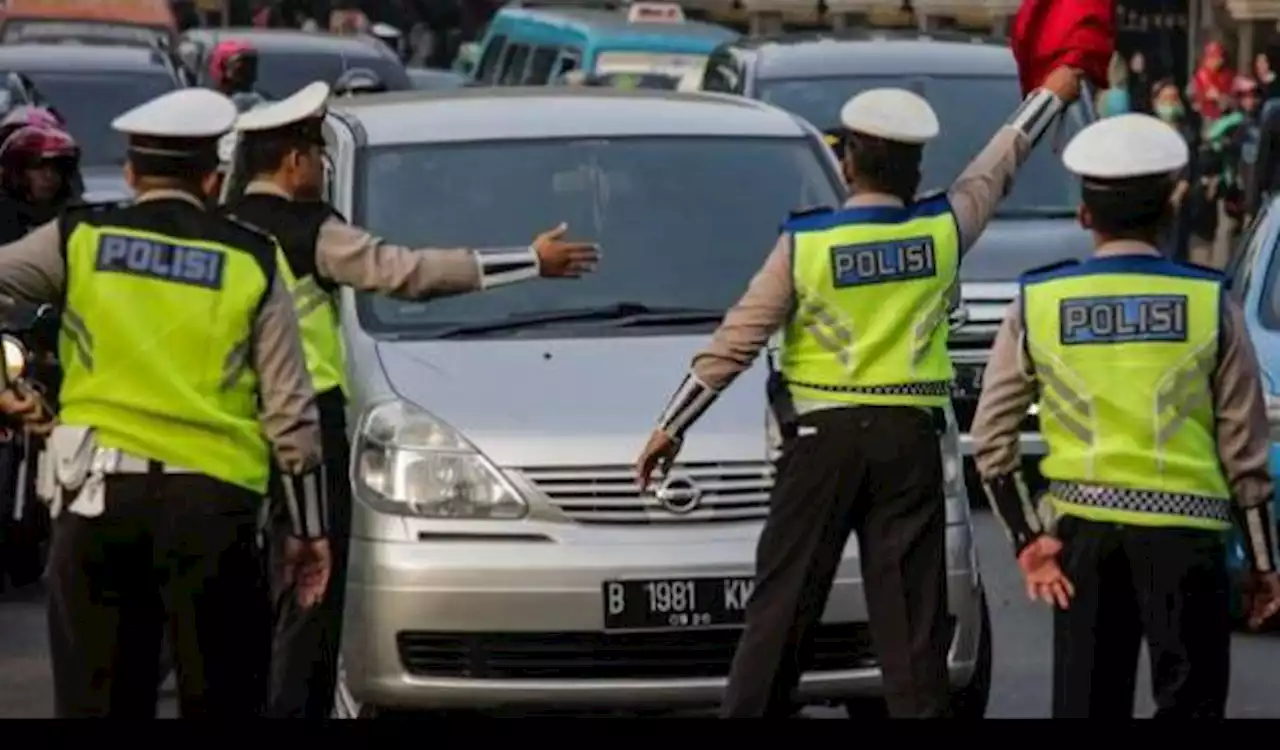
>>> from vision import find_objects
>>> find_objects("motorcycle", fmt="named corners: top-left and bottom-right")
top-left (0, 304), bottom-right (55, 593)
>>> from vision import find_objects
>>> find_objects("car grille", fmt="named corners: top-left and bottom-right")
top-left (396, 623), bottom-right (886, 679)
top-left (519, 462), bottom-right (773, 525)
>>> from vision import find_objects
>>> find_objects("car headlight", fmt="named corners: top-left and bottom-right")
top-left (353, 400), bottom-right (527, 519)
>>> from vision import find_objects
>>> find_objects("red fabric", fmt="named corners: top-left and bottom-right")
top-left (1011, 0), bottom-right (1116, 96)
top-left (1191, 41), bottom-right (1235, 120)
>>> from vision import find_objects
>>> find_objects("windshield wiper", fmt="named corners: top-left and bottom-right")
top-left (431, 302), bottom-right (724, 339)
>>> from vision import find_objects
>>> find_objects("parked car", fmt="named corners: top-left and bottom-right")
top-left (469, 2), bottom-right (737, 88)
top-left (257, 86), bottom-right (993, 717)
top-left (0, 0), bottom-right (178, 47)
top-left (1219, 199), bottom-right (1280, 622)
top-left (177, 27), bottom-right (412, 100)
top-left (697, 30), bottom-right (1096, 505)
top-left (0, 43), bottom-right (185, 200)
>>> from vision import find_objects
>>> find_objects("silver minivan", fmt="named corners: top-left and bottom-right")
top-left (315, 87), bottom-right (990, 717)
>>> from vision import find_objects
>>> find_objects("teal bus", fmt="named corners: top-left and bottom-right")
top-left (467, 3), bottom-right (738, 88)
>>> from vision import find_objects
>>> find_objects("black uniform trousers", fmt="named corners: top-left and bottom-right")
top-left (46, 471), bottom-right (270, 717)
top-left (721, 406), bottom-right (952, 718)
top-left (1052, 515), bottom-right (1230, 718)
top-left (266, 387), bottom-right (352, 718)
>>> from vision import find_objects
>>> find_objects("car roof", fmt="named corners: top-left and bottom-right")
top-left (0, 42), bottom-right (174, 72)
top-left (182, 27), bottom-right (395, 59)
top-left (332, 87), bottom-right (811, 146)
top-left (495, 7), bottom-right (737, 44)
top-left (725, 31), bottom-right (1016, 79)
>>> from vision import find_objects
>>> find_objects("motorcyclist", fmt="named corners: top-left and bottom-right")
top-left (0, 125), bottom-right (82, 243)
top-left (209, 40), bottom-right (268, 111)
top-left (332, 67), bottom-right (388, 96)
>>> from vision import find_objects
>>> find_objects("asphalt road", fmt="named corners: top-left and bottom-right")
top-left (3, 511), bottom-right (1280, 718)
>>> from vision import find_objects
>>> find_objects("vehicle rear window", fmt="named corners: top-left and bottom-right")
top-left (355, 136), bottom-right (842, 336)
top-left (759, 74), bottom-right (1088, 280)
top-left (249, 50), bottom-right (411, 99)
top-left (12, 69), bottom-right (178, 167)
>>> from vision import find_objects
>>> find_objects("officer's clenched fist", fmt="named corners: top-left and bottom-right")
top-left (532, 223), bottom-right (600, 278)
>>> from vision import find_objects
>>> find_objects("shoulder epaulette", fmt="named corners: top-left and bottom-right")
top-left (1018, 258), bottom-right (1080, 282)
top-left (780, 205), bottom-right (835, 232)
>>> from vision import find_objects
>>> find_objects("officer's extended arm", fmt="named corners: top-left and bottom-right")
top-left (654, 236), bottom-right (794, 441)
top-left (253, 272), bottom-right (329, 539)
top-left (947, 85), bottom-right (1073, 254)
top-left (1215, 300), bottom-right (1280, 573)
top-left (315, 217), bottom-right (541, 299)
top-left (0, 219), bottom-right (67, 305)
top-left (971, 300), bottom-right (1045, 556)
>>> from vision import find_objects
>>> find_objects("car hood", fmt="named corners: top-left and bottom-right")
top-left (79, 166), bottom-right (133, 203)
top-left (374, 335), bottom-right (770, 467)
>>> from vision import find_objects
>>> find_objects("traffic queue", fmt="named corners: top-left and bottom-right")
top-left (0, 0), bottom-right (1279, 722)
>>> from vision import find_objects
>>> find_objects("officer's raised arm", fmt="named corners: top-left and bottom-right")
top-left (314, 218), bottom-right (599, 299)
top-left (948, 67), bottom-right (1082, 253)
top-left (970, 298), bottom-right (1045, 554)
top-left (1214, 299), bottom-right (1280, 573)
top-left (0, 219), bottom-right (66, 304)
top-left (252, 268), bottom-right (327, 539)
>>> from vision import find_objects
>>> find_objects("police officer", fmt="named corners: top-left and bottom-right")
top-left (220, 81), bottom-right (599, 719)
top-left (0, 88), bottom-right (330, 717)
top-left (971, 113), bottom-right (1280, 719)
top-left (635, 69), bottom-right (1083, 718)
top-left (333, 67), bottom-right (387, 96)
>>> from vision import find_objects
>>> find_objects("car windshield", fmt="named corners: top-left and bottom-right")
top-left (356, 136), bottom-right (842, 337)
top-left (758, 74), bottom-right (1084, 220)
top-left (15, 70), bottom-right (178, 167)
top-left (253, 50), bottom-right (411, 98)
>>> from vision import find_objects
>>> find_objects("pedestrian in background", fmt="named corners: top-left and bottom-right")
top-left (1097, 52), bottom-right (1132, 118)
top-left (1127, 51), bottom-right (1152, 114)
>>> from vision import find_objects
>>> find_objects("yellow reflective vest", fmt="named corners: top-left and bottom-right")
top-left (58, 201), bottom-right (276, 493)
top-left (1021, 255), bottom-right (1232, 531)
top-left (779, 195), bottom-right (960, 407)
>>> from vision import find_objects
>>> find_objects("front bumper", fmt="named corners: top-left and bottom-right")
top-left (342, 523), bottom-right (985, 710)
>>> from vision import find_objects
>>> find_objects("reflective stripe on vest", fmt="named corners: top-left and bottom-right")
top-left (59, 222), bottom-right (271, 493)
top-left (1021, 256), bottom-right (1231, 531)
top-left (779, 196), bottom-right (960, 407)
top-left (275, 247), bottom-right (347, 396)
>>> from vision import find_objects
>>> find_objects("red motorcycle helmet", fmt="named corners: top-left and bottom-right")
top-left (0, 124), bottom-right (80, 200)
top-left (0, 105), bottom-right (66, 149)
top-left (209, 40), bottom-right (259, 92)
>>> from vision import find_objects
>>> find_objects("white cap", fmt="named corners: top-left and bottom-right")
top-left (111, 88), bottom-right (238, 138)
top-left (839, 88), bottom-right (939, 145)
top-left (1062, 113), bottom-right (1189, 180)
top-left (235, 82), bottom-right (330, 133)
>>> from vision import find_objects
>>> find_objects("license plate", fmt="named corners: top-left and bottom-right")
top-left (602, 577), bottom-right (755, 632)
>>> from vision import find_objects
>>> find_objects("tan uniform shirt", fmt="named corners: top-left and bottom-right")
top-left (244, 181), bottom-right (483, 298)
top-left (970, 240), bottom-right (1274, 510)
top-left (0, 190), bottom-right (323, 475)
top-left (690, 128), bottom-right (1031, 397)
